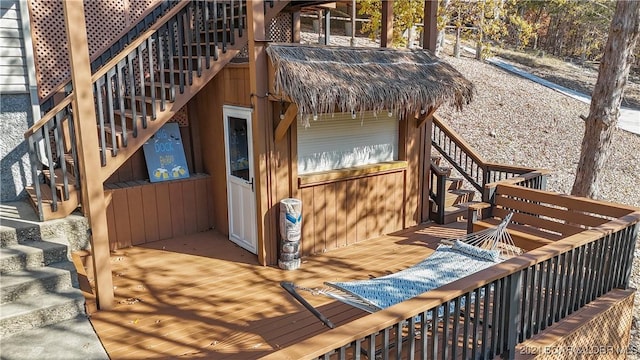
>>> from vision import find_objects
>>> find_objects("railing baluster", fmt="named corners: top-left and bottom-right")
top-left (621, 224), bottom-right (638, 287)
top-left (42, 122), bottom-right (58, 211)
top-left (194, 1), bottom-right (203, 77)
top-left (27, 137), bottom-right (44, 220)
top-left (105, 71), bottom-right (118, 156)
top-left (548, 257), bottom-right (559, 326)
top-left (185, 3), bottom-right (194, 85)
top-left (471, 288), bottom-right (481, 359)
top-left (238, 0), bottom-right (244, 37)
top-left (176, 12), bottom-right (186, 93)
top-left (126, 53), bottom-right (138, 138)
top-left (430, 307), bottom-right (439, 360)
top-left (94, 79), bottom-right (107, 166)
top-left (203, 0), bottom-right (211, 69)
top-left (156, 31), bottom-right (166, 111)
top-left (394, 322), bottom-right (403, 359)
top-left (229, 0), bottom-right (235, 45)
top-left (53, 113), bottom-right (69, 200)
top-left (222, 1), bottom-right (228, 52)
top-left (136, 46), bottom-right (148, 128)
top-left (408, 316), bottom-right (416, 360)
top-left (115, 60), bottom-right (128, 146)
top-left (451, 297), bottom-right (461, 359)
top-left (147, 37), bottom-right (157, 120)
top-left (382, 327), bottom-right (390, 360)
top-left (212, 0), bottom-right (219, 60)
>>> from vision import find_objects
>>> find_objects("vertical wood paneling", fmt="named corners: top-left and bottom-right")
top-left (182, 180), bottom-right (197, 234)
top-left (112, 189), bottom-right (132, 248)
top-left (314, 185), bottom-right (327, 253)
top-left (301, 186), bottom-right (314, 256)
top-left (325, 183), bottom-right (337, 250)
top-left (356, 178), bottom-right (367, 242)
top-left (335, 181), bottom-right (347, 248)
top-left (126, 185), bottom-right (145, 245)
top-left (141, 184), bottom-right (159, 243)
top-left (169, 182), bottom-right (186, 237)
top-left (345, 180), bottom-right (357, 247)
top-left (195, 178), bottom-right (209, 231)
top-left (105, 192), bottom-right (117, 251)
top-left (155, 182), bottom-right (172, 240)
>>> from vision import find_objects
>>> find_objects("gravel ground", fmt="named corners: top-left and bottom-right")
top-left (436, 53), bottom-right (640, 358)
top-left (302, 32), bottom-right (640, 356)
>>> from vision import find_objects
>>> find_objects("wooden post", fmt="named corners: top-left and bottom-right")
top-left (323, 9), bottom-right (331, 45)
top-left (62, 0), bottom-right (114, 309)
top-left (247, 1), bottom-right (269, 265)
top-left (381, 0), bottom-right (393, 48)
top-left (292, 12), bottom-right (301, 43)
top-left (423, 0), bottom-right (438, 51)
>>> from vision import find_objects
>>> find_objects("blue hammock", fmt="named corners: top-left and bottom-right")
top-left (281, 213), bottom-right (517, 328)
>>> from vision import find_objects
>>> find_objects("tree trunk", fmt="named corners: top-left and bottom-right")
top-left (571, 0), bottom-right (640, 198)
top-left (454, 27), bottom-right (461, 58)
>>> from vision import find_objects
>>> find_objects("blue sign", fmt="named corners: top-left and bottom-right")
top-left (143, 122), bottom-right (190, 183)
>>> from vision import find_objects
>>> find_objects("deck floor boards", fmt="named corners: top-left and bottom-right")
top-left (88, 222), bottom-right (468, 359)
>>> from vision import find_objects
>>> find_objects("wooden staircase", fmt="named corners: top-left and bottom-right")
top-left (24, 0), bottom-right (290, 221)
top-left (429, 156), bottom-right (478, 224)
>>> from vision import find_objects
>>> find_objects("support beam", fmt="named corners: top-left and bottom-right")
top-left (274, 103), bottom-right (298, 142)
top-left (381, 0), bottom-right (394, 48)
top-left (62, 0), bottom-right (114, 310)
top-left (323, 9), bottom-right (331, 45)
top-left (423, 0), bottom-right (438, 51)
top-left (247, 0), bottom-right (269, 266)
top-left (416, 106), bottom-right (437, 128)
top-left (292, 12), bottom-right (301, 43)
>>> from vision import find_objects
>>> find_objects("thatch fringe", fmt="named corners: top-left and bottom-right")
top-left (266, 44), bottom-right (474, 125)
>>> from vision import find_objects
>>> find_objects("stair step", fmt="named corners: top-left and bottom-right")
top-left (0, 289), bottom-right (85, 338)
top-left (444, 189), bottom-right (475, 207)
top-left (42, 169), bottom-right (77, 199)
top-left (101, 123), bottom-right (135, 149)
top-left (446, 177), bottom-right (464, 190)
top-left (0, 240), bottom-right (68, 274)
top-left (1, 261), bottom-right (78, 304)
top-left (25, 184), bottom-right (81, 221)
top-left (442, 201), bottom-right (480, 224)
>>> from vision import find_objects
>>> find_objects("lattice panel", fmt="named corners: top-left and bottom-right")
top-left (169, 106), bottom-right (188, 127)
top-left (29, 0), bottom-right (158, 101)
top-left (268, 12), bottom-right (293, 43)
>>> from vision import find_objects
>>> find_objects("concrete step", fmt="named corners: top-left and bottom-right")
top-left (0, 240), bottom-right (69, 274)
top-left (1, 262), bottom-right (78, 304)
top-left (0, 223), bottom-right (41, 248)
top-left (0, 288), bottom-right (86, 338)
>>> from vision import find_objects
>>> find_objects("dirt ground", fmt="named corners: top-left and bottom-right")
top-left (495, 48), bottom-right (640, 110)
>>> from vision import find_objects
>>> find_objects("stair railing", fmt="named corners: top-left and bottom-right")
top-left (429, 160), bottom-right (450, 224)
top-left (24, 0), bottom-right (249, 218)
top-left (431, 115), bottom-right (548, 199)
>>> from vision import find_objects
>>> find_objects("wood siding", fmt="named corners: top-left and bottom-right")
top-left (0, 0), bottom-right (28, 93)
top-left (192, 63), bottom-right (431, 265)
top-left (193, 63), bottom-right (251, 236)
top-left (104, 174), bottom-right (214, 250)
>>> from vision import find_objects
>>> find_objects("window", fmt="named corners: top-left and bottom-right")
top-left (297, 111), bottom-right (399, 174)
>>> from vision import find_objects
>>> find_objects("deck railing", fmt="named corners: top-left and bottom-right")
top-left (261, 196), bottom-right (640, 360)
top-left (24, 0), bottom-right (249, 220)
top-left (429, 115), bottom-right (550, 223)
top-left (430, 115), bottom-right (548, 201)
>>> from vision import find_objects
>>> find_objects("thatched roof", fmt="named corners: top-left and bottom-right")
top-left (266, 44), bottom-right (474, 123)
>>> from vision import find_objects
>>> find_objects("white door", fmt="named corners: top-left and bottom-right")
top-left (223, 106), bottom-right (257, 254)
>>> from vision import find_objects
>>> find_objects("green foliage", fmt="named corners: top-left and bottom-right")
top-left (358, 0), bottom-right (424, 47)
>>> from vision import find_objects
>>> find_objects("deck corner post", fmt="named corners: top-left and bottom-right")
top-left (62, 0), bottom-right (114, 310)
top-left (503, 271), bottom-right (523, 359)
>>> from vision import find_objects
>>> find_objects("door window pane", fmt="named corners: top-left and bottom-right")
top-left (228, 116), bottom-right (250, 181)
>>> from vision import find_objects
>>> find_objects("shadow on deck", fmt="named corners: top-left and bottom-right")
top-left (87, 221), bottom-right (468, 359)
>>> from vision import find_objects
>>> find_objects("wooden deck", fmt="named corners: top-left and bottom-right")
top-left (87, 221), bottom-right (468, 359)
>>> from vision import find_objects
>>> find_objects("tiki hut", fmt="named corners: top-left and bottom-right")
top-left (266, 44), bottom-right (475, 124)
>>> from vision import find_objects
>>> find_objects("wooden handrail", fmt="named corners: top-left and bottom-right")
top-left (24, 95), bottom-right (73, 139)
top-left (25, 1), bottom-right (192, 139)
top-left (90, 1), bottom-right (191, 83)
top-left (484, 162), bottom-right (549, 174)
top-left (432, 114), bottom-right (486, 166)
top-left (38, 1), bottom-right (177, 107)
top-left (260, 207), bottom-right (640, 360)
